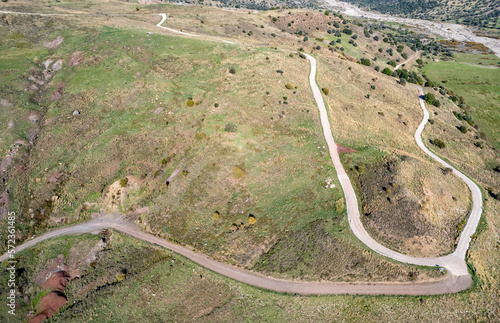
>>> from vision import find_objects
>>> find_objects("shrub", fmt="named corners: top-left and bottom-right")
top-left (431, 139), bottom-right (446, 148)
top-left (214, 103), bottom-right (219, 107)
top-left (161, 157), bottom-right (170, 165)
top-left (224, 122), bottom-right (237, 132)
top-left (416, 58), bottom-right (423, 65)
top-left (433, 100), bottom-right (440, 107)
top-left (443, 168), bottom-right (453, 175)
top-left (285, 83), bottom-right (294, 89)
top-left (186, 99), bottom-right (194, 107)
top-left (373, 35), bottom-right (379, 41)
top-left (401, 53), bottom-right (408, 59)
top-left (371, 85), bottom-right (376, 90)
top-left (360, 58), bottom-right (371, 66)
top-left (397, 45), bottom-right (404, 53)
top-left (389, 60), bottom-right (396, 67)
top-left (233, 166), bottom-right (246, 179)
top-left (424, 93), bottom-right (435, 105)
top-left (343, 28), bottom-right (353, 35)
top-left (324, 10), bottom-right (330, 15)
top-left (322, 88), bottom-right (330, 95)
top-left (399, 78), bottom-right (407, 85)
top-left (453, 111), bottom-right (463, 120)
top-left (303, 36), bottom-right (308, 42)
top-left (458, 125), bottom-right (467, 133)
top-left (375, 66), bottom-right (380, 71)
top-left (276, 69), bottom-right (284, 74)
top-left (229, 66), bottom-right (236, 74)
top-left (119, 178), bottom-right (129, 187)
top-left (382, 67), bottom-right (392, 76)
top-left (428, 119), bottom-right (435, 124)
top-left (299, 53), bottom-right (306, 59)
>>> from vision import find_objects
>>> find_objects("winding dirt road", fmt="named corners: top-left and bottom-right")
top-left (0, 11), bottom-right (483, 295)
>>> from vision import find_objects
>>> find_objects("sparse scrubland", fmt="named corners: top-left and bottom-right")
top-left (0, 0), bottom-right (499, 321)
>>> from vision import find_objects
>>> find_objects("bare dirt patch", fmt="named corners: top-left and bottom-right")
top-left (43, 36), bottom-right (64, 49)
top-left (358, 157), bottom-right (467, 256)
top-left (337, 144), bottom-right (358, 153)
top-left (102, 175), bottom-right (142, 212)
top-left (49, 82), bottom-right (65, 101)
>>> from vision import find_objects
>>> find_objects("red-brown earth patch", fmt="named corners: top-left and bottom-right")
top-left (29, 271), bottom-right (70, 323)
top-left (69, 51), bottom-right (85, 66)
top-left (337, 144), bottom-right (359, 153)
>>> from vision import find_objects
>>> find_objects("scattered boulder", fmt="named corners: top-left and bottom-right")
top-left (43, 36), bottom-right (64, 49)
top-left (43, 60), bottom-right (53, 70)
top-left (52, 60), bottom-right (63, 71)
top-left (72, 110), bottom-right (81, 116)
top-left (153, 107), bottom-right (163, 115)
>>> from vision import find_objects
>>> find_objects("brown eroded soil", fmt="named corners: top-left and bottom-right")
top-left (29, 271), bottom-right (70, 323)
top-left (337, 144), bottom-right (359, 153)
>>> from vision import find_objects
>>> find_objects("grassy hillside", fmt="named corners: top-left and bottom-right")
top-left (0, 2), bottom-right (446, 284)
top-left (0, 1), bottom-right (499, 322)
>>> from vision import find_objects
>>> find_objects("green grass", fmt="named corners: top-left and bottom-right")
top-left (422, 57), bottom-right (500, 148)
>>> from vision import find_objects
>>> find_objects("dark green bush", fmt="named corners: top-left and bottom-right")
top-left (224, 122), bottom-right (237, 132)
top-left (431, 139), bottom-right (446, 148)
top-left (382, 67), bottom-right (392, 76)
top-left (424, 93), bottom-right (436, 105)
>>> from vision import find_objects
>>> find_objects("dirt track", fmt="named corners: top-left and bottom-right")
top-left (0, 11), bottom-right (483, 296)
